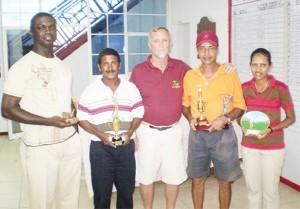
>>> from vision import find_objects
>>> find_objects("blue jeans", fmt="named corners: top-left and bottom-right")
top-left (90, 140), bottom-right (135, 209)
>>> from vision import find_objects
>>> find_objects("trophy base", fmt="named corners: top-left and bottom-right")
top-left (112, 136), bottom-right (123, 146)
top-left (195, 118), bottom-right (211, 131)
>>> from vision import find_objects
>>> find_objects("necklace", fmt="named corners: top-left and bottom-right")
top-left (254, 79), bottom-right (270, 94)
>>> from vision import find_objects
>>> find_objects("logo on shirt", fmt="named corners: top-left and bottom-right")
top-left (31, 64), bottom-right (52, 88)
top-left (172, 80), bottom-right (180, 88)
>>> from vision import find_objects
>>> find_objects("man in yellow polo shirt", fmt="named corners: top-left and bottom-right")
top-left (182, 30), bottom-right (245, 209)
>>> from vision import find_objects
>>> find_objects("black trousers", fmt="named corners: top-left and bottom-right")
top-left (90, 140), bottom-right (136, 209)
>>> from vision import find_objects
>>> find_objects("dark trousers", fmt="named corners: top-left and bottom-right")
top-left (90, 140), bottom-right (136, 209)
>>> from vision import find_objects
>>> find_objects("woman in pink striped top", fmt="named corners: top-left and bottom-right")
top-left (241, 48), bottom-right (295, 209)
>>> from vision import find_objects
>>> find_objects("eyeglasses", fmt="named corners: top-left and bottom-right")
top-left (198, 46), bottom-right (217, 53)
top-left (35, 25), bottom-right (57, 32)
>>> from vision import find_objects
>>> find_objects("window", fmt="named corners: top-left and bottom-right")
top-left (91, 0), bottom-right (167, 74)
top-left (1, 0), bottom-right (167, 75)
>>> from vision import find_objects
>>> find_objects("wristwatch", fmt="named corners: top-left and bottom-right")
top-left (223, 114), bottom-right (231, 124)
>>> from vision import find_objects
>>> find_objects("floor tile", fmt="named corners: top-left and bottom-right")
top-left (0, 136), bottom-right (299, 209)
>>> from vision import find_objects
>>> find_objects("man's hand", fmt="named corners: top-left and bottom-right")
top-left (62, 109), bottom-right (79, 125)
top-left (121, 132), bottom-right (132, 146)
top-left (49, 116), bottom-right (75, 128)
top-left (98, 132), bottom-right (115, 148)
top-left (223, 62), bottom-right (236, 73)
top-left (62, 110), bottom-right (79, 125)
top-left (189, 118), bottom-right (197, 131)
top-left (66, 117), bottom-right (79, 125)
top-left (209, 116), bottom-right (227, 132)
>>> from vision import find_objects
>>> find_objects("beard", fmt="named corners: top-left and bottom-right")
top-left (153, 50), bottom-right (169, 59)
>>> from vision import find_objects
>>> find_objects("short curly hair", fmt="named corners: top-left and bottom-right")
top-left (30, 12), bottom-right (56, 30)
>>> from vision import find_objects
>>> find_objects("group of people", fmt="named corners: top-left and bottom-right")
top-left (1, 12), bottom-right (295, 209)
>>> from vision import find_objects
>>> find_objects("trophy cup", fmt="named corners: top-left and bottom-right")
top-left (108, 94), bottom-right (123, 146)
top-left (195, 85), bottom-right (211, 131)
top-left (220, 94), bottom-right (233, 129)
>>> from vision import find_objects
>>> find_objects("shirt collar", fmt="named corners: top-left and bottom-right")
top-left (195, 64), bottom-right (226, 76)
top-left (146, 55), bottom-right (174, 71)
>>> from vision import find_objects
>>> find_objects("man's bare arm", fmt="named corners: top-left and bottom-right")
top-left (1, 93), bottom-right (73, 128)
top-left (182, 105), bottom-right (197, 131)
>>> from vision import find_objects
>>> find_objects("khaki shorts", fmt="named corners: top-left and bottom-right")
top-left (135, 122), bottom-right (187, 185)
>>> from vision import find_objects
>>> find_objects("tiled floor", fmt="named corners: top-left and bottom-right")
top-left (0, 135), bottom-right (299, 209)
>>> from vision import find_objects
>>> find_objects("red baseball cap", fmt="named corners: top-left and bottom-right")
top-left (196, 30), bottom-right (219, 47)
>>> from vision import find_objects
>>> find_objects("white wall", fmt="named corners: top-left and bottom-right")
top-left (169, 0), bottom-right (229, 67)
top-left (63, 43), bottom-right (90, 100)
top-left (282, 132), bottom-right (300, 186)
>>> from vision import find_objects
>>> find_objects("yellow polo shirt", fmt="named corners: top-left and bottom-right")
top-left (182, 64), bottom-right (245, 122)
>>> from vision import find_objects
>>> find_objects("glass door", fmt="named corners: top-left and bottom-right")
top-left (3, 28), bottom-right (30, 140)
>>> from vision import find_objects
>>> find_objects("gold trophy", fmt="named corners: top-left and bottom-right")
top-left (108, 94), bottom-right (123, 146)
top-left (220, 94), bottom-right (233, 129)
top-left (195, 85), bottom-right (211, 131)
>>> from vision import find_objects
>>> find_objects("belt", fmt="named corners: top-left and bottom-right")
top-left (93, 122), bottom-right (132, 132)
top-left (142, 121), bottom-right (178, 131)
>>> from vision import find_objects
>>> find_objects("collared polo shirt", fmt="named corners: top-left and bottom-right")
top-left (182, 64), bottom-right (246, 122)
top-left (130, 55), bottom-right (191, 126)
top-left (241, 75), bottom-right (294, 150)
top-left (77, 77), bottom-right (144, 142)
